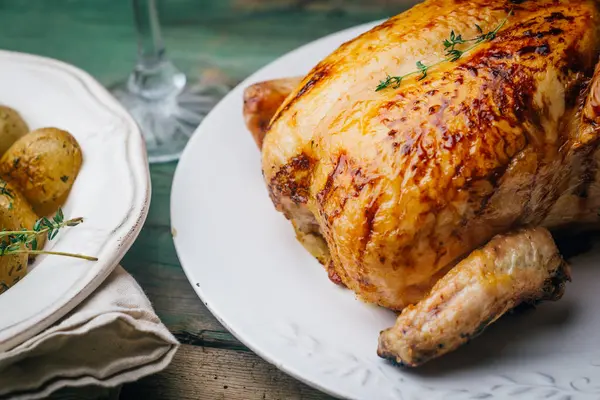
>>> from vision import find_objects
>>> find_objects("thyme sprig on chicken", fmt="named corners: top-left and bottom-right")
top-left (375, 9), bottom-right (513, 91)
top-left (0, 207), bottom-right (97, 261)
top-left (0, 182), bottom-right (14, 199)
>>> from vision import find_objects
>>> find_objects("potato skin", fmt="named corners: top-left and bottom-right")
top-left (0, 179), bottom-right (38, 231)
top-left (0, 247), bottom-right (28, 295)
top-left (0, 106), bottom-right (29, 157)
top-left (0, 179), bottom-right (45, 253)
top-left (0, 128), bottom-right (82, 216)
top-left (0, 190), bottom-right (29, 294)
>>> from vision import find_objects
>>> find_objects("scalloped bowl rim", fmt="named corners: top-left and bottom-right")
top-left (0, 50), bottom-right (150, 352)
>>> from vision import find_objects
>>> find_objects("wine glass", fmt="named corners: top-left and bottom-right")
top-left (110, 0), bottom-right (228, 163)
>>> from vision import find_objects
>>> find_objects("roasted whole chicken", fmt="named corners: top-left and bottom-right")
top-left (242, 0), bottom-right (600, 366)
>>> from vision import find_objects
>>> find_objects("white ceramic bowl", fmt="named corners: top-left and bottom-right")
top-left (0, 51), bottom-right (150, 352)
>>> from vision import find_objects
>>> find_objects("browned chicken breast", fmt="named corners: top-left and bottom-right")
top-left (244, 0), bottom-right (600, 365)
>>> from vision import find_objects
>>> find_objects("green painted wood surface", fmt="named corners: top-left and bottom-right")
top-left (0, 1), bottom-right (413, 398)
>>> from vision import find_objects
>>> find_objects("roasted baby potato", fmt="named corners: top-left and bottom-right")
top-left (0, 179), bottom-right (39, 231)
top-left (0, 178), bottom-right (45, 253)
top-left (0, 127), bottom-right (82, 216)
top-left (0, 105), bottom-right (29, 156)
top-left (0, 250), bottom-right (28, 295)
top-left (0, 200), bottom-right (29, 294)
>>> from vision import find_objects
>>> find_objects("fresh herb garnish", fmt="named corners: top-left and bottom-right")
top-left (0, 182), bottom-right (13, 199)
top-left (376, 76), bottom-right (403, 91)
top-left (376, 9), bottom-right (513, 91)
top-left (416, 61), bottom-right (428, 80)
top-left (443, 30), bottom-right (466, 53)
top-left (0, 207), bottom-right (97, 261)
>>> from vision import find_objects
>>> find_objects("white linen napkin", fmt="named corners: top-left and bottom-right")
top-left (0, 265), bottom-right (179, 400)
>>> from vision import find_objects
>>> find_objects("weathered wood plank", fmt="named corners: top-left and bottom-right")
top-left (123, 258), bottom-right (226, 333)
top-left (0, 0), bottom-right (407, 86)
top-left (121, 163), bottom-right (227, 332)
top-left (48, 386), bottom-right (120, 400)
top-left (120, 344), bottom-right (336, 400)
top-left (175, 330), bottom-right (249, 352)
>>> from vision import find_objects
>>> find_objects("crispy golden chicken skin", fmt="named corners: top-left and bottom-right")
top-left (245, 0), bottom-right (600, 365)
top-left (377, 228), bottom-right (570, 367)
top-left (261, 0), bottom-right (600, 309)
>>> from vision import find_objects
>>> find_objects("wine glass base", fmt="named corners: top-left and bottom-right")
top-left (110, 79), bottom-right (228, 163)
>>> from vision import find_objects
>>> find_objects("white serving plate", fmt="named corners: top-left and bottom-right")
top-left (0, 51), bottom-right (149, 352)
top-left (171, 22), bottom-right (600, 400)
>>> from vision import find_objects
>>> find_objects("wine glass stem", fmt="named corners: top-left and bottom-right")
top-left (134, 0), bottom-right (165, 65)
top-left (129, 0), bottom-right (185, 100)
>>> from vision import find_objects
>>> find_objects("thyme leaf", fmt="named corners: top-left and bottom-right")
top-left (0, 208), bottom-right (97, 261)
top-left (375, 9), bottom-right (513, 91)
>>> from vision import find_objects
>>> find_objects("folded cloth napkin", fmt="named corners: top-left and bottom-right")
top-left (0, 266), bottom-right (179, 400)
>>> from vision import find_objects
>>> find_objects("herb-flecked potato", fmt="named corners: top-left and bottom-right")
top-left (0, 105), bottom-right (29, 157)
top-left (0, 199), bottom-right (29, 294)
top-left (0, 127), bottom-right (82, 216)
top-left (0, 178), bottom-right (45, 253)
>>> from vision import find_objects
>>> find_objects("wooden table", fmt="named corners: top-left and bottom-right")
top-left (0, 1), bottom-right (407, 398)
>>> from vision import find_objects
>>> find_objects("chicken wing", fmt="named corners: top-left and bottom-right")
top-left (243, 77), bottom-right (302, 149)
top-left (377, 228), bottom-right (570, 366)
